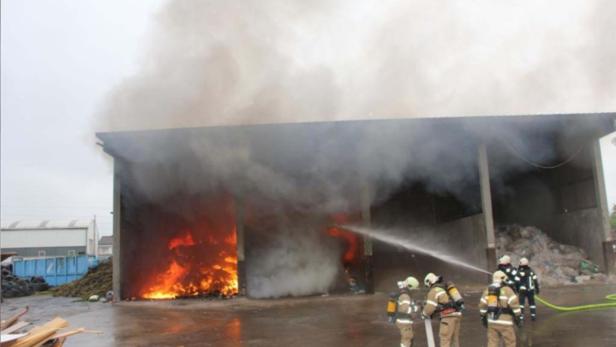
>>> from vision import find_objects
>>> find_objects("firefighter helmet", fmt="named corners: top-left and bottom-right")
top-left (499, 255), bottom-right (511, 265)
top-left (405, 276), bottom-right (420, 290)
top-left (519, 257), bottom-right (529, 266)
top-left (492, 270), bottom-right (507, 283)
top-left (424, 273), bottom-right (439, 287)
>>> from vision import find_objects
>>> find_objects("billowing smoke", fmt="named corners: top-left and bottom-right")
top-left (98, 0), bottom-right (616, 131)
top-left (97, 0), bottom-right (615, 297)
top-left (246, 219), bottom-right (342, 298)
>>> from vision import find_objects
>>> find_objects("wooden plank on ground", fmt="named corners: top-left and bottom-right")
top-left (1, 321), bottom-right (30, 335)
top-left (0, 307), bottom-right (29, 330)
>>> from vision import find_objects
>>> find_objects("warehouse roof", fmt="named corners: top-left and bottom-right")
top-left (97, 112), bottom-right (616, 164)
top-left (0, 219), bottom-right (93, 230)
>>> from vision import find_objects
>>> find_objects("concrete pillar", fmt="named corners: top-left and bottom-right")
top-left (112, 159), bottom-right (123, 301)
top-left (234, 198), bottom-right (247, 296)
top-left (361, 186), bottom-right (374, 294)
top-left (591, 140), bottom-right (616, 274)
top-left (478, 144), bottom-right (497, 271)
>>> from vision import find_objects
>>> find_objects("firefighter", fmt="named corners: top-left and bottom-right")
top-left (497, 255), bottom-right (517, 290)
top-left (422, 273), bottom-right (463, 347)
top-left (515, 257), bottom-right (540, 321)
top-left (479, 270), bottom-right (522, 347)
top-left (395, 276), bottom-right (420, 347)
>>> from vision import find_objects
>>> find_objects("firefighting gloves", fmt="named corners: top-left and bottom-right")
top-left (514, 315), bottom-right (522, 327)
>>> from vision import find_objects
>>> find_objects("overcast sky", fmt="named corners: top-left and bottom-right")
top-left (1, 1), bottom-right (615, 237)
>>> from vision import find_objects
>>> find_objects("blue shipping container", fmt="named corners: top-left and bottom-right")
top-left (13, 255), bottom-right (99, 286)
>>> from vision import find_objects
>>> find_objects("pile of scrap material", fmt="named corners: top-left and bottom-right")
top-left (52, 260), bottom-right (112, 301)
top-left (496, 225), bottom-right (607, 286)
top-left (2, 266), bottom-right (50, 299)
top-left (0, 307), bottom-right (94, 347)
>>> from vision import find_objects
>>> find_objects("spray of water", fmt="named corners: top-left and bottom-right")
top-left (342, 225), bottom-right (491, 275)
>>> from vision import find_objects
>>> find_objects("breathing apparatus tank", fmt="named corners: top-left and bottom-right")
top-left (387, 293), bottom-right (398, 323)
top-left (487, 284), bottom-right (501, 320)
top-left (446, 282), bottom-right (464, 309)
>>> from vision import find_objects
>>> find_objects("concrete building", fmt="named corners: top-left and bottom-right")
top-left (97, 113), bottom-right (616, 300)
top-left (0, 219), bottom-right (98, 257)
top-left (98, 235), bottom-right (113, 258)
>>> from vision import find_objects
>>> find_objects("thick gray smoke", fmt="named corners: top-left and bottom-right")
top-left (246, 220), bottom-right (342, 298)
top-left (97, 0), bottom-right (616, 297)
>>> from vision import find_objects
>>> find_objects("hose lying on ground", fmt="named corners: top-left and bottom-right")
top-left (535, 293), bottom-right (616, 311)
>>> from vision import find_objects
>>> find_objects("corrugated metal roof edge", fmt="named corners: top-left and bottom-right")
top-left (95, 111), bottom-right (616, 138)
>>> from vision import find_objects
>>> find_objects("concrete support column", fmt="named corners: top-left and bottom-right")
top-left (361, 186), bottom-right (374, 294)
top-left (478, 144), bottom-right (497, 271)
top-left (234, 198), bottom-right (247, 296)
top-left (591, 140), bottom-right (616, 274)
top-left (112, 159), bottom-right (123, 301)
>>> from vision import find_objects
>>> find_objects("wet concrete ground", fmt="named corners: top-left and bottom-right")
top-left (2, 284), bottom-right (615, 346)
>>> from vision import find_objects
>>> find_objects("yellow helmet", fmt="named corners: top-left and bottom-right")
top-left (492, 270), bottom-right (507, 283)
top-left (405, 276), bottom-right (420, 290)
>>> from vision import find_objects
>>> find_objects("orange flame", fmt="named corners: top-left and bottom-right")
top-left (328, 226), bottom-right (359, 263)
top-left (141, 217), bottom-right (238, 299)
top-left (168, 232), bottom-right (195, 250)
top-left (327, 213), bottom-right (361, 264)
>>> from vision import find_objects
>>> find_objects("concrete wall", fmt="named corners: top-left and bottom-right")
top-left (552, 208), bottom-right (605, 267)
top-left (491, 140), bottom-right (609, 269)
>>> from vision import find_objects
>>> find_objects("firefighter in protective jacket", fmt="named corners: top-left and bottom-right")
top-left (422, 273), bottom-right (463, 347)
top-left (479, 270), bottom-right (522, 347)
top-left (497, 255), bottom-right (517, 290)
top-left (515, 257), bottom-right (540, 321)
top-left (395, 276), bottom-right (420, 347)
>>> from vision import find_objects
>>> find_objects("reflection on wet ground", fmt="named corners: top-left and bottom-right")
top-left (2, 284), bottom-right (615, 346)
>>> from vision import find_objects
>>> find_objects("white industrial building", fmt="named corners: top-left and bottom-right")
top-left (0, 219), bottom-right (98, 257)
top-left (98, 235), bottom-right (113, 258)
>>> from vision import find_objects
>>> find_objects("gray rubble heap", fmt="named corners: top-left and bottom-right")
top-left (496, 225), bottom-right (607, 286)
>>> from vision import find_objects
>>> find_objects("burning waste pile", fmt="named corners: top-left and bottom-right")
top-left (496, 225), bottom-right (607, 286)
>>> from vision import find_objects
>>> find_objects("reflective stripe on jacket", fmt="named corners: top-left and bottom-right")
top-left (396, 292), bottom-right (414, 324)
top-left (478, 285), bottom-right (521, 325)
top-left (422, 286), bottom-right (461, 318)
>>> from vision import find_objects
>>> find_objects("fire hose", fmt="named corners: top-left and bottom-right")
top-left (535, 293), bottom-right (616, 312)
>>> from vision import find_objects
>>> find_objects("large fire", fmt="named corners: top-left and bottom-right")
top-left (141, 205), bottom-right (239, 299)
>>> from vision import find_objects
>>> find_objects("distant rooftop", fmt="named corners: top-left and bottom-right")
top-left (99, 235), bottom-right (113, 245)
top-left (0, 219), bottom-right (94, 230)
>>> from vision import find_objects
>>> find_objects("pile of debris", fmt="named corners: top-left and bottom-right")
top-left (1, 307), bottom-right (97, 346)
top-left (2, 267), bottom-right (50, 299)
top-left (496, 225), bottom-right (607, 286)
top-left (52, 260), bottom-right (112, 301)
